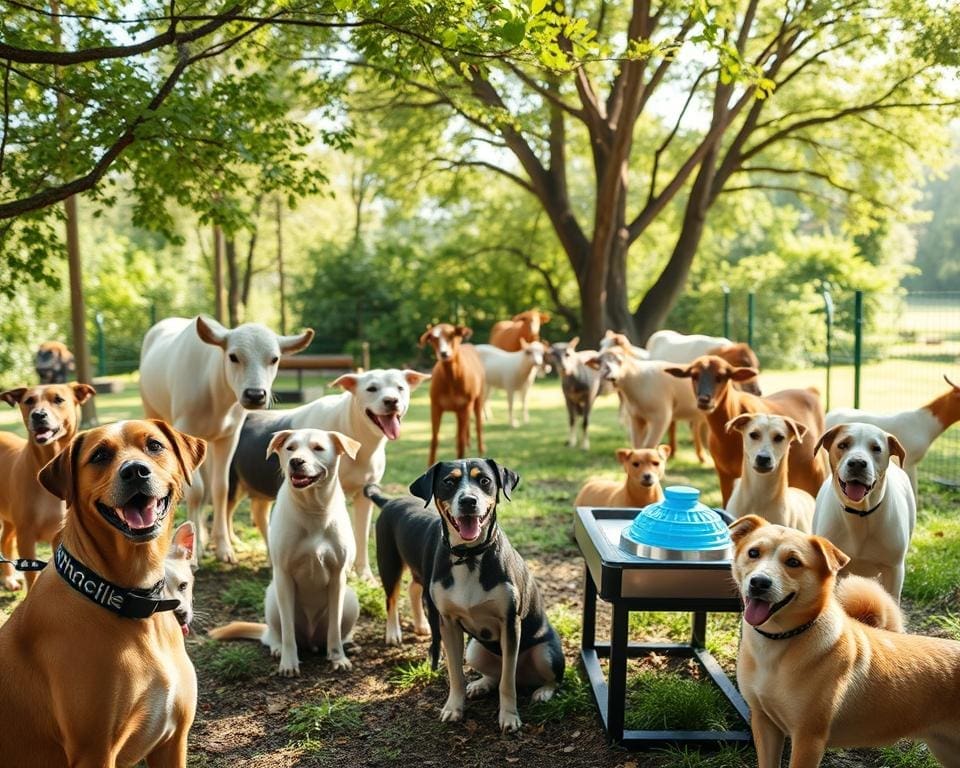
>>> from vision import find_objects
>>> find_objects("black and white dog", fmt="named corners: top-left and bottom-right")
top-left (366, 459), bottom-right (564, 733)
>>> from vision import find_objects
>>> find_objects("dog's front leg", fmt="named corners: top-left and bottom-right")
top-left (886, 563), bottom-right (905, 604)
top-left (497, 615), bottom-right (522, 733)
top-left (439, 616), bottom-right (466, 722)
top-left (786, 733), bottom-right (827, 768)
top-left (273, 568), bottom-right (300, 677)
top-left (326, 565), bottom-right (352, 671)
top-left (749, 706), bottom-right (785, 768)
top-left (350, 491), bottom-right (375, 582)
top-left (145, 724), bottom-right (190, 768)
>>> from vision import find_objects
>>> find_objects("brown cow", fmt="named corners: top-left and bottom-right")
top-left (489, 309), bottom-right (550, 352)
top-left (666, 355), bottom-right (826, 505)
top-left (420, 324), bottom-right (486, 466)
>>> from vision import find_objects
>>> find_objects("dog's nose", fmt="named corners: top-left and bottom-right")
top-left (749, 574), bottom-right (773, 592)
top-left (243, 388), bottom-right (267, 406)
top-left (120, 460), bottom-right (152, 482)
top-left (289, 457), bottom-right (306, 470)
top-left (31, 410), bottom-right (48, 423)
top-left (846, 457), bottom-right (868, 471)
top-left (459, 495), bottom-right (478, 511)
top-left (382, 396), bottom-right (399, 410)
top-left (697, 395), bottom-right (711, 407)
top-left (755, 453), bottom-right (772, 469)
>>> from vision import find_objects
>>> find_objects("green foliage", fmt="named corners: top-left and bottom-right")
top-left (350, 576), bottom-right (386, 620)
top-left (206, 643), bottom-right (272, 683)
top-left (625, 671), bottom-right (735, 732)
top-left (388, 660), bottom-right (444, 690)
top-left (287, 695), bottom-right (364, 752)
top-left (220, 578), bottom-right (268, 615)
top-left (525, 668), bottom-right (594, 723)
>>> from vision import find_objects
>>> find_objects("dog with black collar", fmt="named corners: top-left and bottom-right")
top-left (367, 458), bottom-right (564, 732)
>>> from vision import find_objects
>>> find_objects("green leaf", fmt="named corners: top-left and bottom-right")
top-left (499, 19), bottom-right (527, 46)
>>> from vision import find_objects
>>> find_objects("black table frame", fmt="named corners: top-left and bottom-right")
top-left (579, 561), bottom-right (753, 749)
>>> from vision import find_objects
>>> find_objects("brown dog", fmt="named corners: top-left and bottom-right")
top-left (731, 515), bottom-right (960, 767)
top-left (574, 446), bottom-right (670, 509)
top-left (0, 382), bottom-right (96, 591)
top-left (0, 419), bottom-right (206, 766)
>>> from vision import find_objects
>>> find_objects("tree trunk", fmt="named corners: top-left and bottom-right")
top-left (65, 195), bottom-right (97, 425)
top-left (276, 197), bottom-right (287, 335)
top-left (213, 224), bottom-right (225, 322)
top-left (225, 237), bottom-right (240, 326)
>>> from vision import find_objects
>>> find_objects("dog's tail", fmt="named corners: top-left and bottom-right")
top-left (208, 621), bottom-right (268, 641)
top-left (835, 575), bottom-right (904, 632)
top-left (364, 483), bottom-right (391, 508)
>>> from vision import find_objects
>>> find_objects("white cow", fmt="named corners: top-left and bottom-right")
top-left (475, 340), bottom-right (547, 427)
top-left (139, 316), bottom-right (313, 563)
top-left (645, 329), bottom-right (733, 363)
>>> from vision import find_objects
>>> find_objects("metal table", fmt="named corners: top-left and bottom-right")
top-left (574, 507), bottom-right (752, 749)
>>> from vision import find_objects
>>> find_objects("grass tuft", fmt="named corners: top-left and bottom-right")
top-left (547, 602), bottom-right (581, 641)
top-left (220, 578), bottom-right (267, 614)
top-left (877, 741), bottom-right (940, 768)
top-left (388, 659), bottom-right (444, 689)
top-left (287, 696), bottom-right (364, 754)
top-left (206, 643), bottom-right (271, 683)
top-left (351, 576), bottom-right (387, 620)
top-left (526, 668), bottom-right (594, 723)
top-left (625, 671), bottom-right (735, 732)
top-left (929, 612), bottom-right (960, 640)
top-left (654, 745), bottom-right (755, 768)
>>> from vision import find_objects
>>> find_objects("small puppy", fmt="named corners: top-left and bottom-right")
top-left (210, 428), bottom-right (361, 675)
top-left (731, 515), bottom-right (960, 767)
top-left (574, 446), bottom-right (670, 509)
top-left (812, 422), bottom-right (915, 602)
top-left (368, 459), bottom-right (564, 733)
top-left (164, 521), bottom-right (197, 636)
top-left (725, 413), bottom-right (815, 532)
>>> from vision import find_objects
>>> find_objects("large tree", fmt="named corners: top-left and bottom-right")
top-left (345, 0), bottom-right (960, 343)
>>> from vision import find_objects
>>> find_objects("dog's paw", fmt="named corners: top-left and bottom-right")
top-left (277, 657), bottom-right (300, 677)
top-left (412, 621), bottom-right (431, 637)
top-left (214, 541), bottom-right (237, 564)
top-left (531, 685), bottom-right (556, 703)
top-left (329, 654), bottom-right (352, 672)
top-left (499, 710), bottom-right (522, 733)
top-left (439, 698), bottom-right (464, 723)
top-left (355, 567), bottom-right (377, 584)
top-left (466, 677), bottom-right (496, 699)
top-left (1, 576), bottom-right (22, 592)
top-left (385, 626), bottom-right (403, 646)
top-left (581, 439), bottom-right (590, 451)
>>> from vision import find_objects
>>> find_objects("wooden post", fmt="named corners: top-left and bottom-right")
top-left (276, 197), bottom-right (287, 334)
top-left (213, 224), bottom-right (225, 322)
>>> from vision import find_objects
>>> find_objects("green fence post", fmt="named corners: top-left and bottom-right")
top-left (747, 292), bottom-right (755, 348)
top-left (95, 312), bottom-right (106, 378)
top-left (853, 290), bottom-right (863, 408)
top-left (821, 283), bottom-right (834, 412)
top-left (722, 284), bottom-right (730, 339)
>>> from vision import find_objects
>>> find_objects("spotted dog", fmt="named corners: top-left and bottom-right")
top-left (367, 459), bottom-right (564, 733)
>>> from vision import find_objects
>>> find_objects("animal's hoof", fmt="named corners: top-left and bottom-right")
top-left (329, 655), bottom-right (353, 672)
top-left (1, 577), bottom-right (22, 592)
top-left (466, 679), bottom-right (495, 699)
top-left (499, 711), bottom-right (522, 733)
top-left (531, 685), bottom-right (556, 703)
top-left (440, 705), bottom-right (464, 723)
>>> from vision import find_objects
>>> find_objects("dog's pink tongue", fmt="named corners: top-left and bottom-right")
top-left (181, 624), bottom-right (190, 637)
top-left (457, 516), bottom-right (481, 542)
top-left (843, 481), bottom-right (869, 502)
top-left (744, 598), bottom-right (774, 627)
top-left (121, 497), bottom-right (158, 529)
top-left (377, 413), bottom-right (401, 440)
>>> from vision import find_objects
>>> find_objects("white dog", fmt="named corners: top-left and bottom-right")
top-left (475, 340), bottom-right (547, 427)
top-left (228, 369), bottom-right (430, 579)
top-left (140, 315), bottom-right (314, 563)
top-left (164, 522), bottom-right (197, 637)
top-left (210, 428), bottom-right (361, 675)
top-left (812, 422), bottom-right (915, 602)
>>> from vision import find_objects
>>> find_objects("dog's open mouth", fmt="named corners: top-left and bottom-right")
top-left (840, 479), bottom-right (874, 503)
top-left (97, 492), bottom-right (171, 540)
top-left (31, 424), bottom-right (62, 445)
top-left (175, 610), bottom-right (191, 636)
top-left (290, 472), bottom-right (322, 489)
top-left (450, 512), bottom-right (489, 543)
top-left (744, 591), bottom-right (795, 627)
top-left (366, 409), bottom-right (402, 440)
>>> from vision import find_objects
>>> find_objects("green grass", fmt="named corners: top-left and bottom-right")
top-left (902, 489), bottom-right (960, 604)
top-left (624, 671), bottom-right (736, 732)
top-left (350, 575), bottom-right (387, 620)
top-left (287, 695), bottom-right (364, 754)
top-left (526, 668), bottom-right (594, 723)
top-left (547, 602), bottom-right (582, 641)
top-left (388, 659), bottom-right (445, 690)
top-left (876, 742), bottom-right (940, 768)
top-left (220, 578), bottom-right (267, 614)
top-left (203, 643), bottom-right (272, 683)
top-left (653, 745), bottom-right (755, 768)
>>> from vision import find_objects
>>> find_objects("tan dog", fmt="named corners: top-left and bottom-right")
top-left (0, 419), bottom-right (206, 766)
top-left (0, 382), bottom-right (96, 591)
top-left (731, 515), bottom-right (960, 767)
top-left (725, 414), bottom-right (815, 531)
top-left (574, 446), bottom-right (670, 509)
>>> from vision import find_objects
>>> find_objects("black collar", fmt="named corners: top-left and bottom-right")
top-left (753, 617), bottom-right (818, 640)
top-left (54, 544), bottom-right (179, 620)
top-left (843, 498), bottom-right (883, 517)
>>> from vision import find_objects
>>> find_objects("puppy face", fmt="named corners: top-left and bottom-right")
top-left (1, 382), bottom-right (95, 446)
top-left (616, 446), bottom-right (670, 487)
top-left (419, 323), bottom-right (472, 363)
top-left (730, 515), bottom-right (849, 630)
top-left (164, 521), bottom-right (196, 635)
top-left (726, 413), bottom-right (806, 474)
top-left (815, 423), bottom-right (906, 506)
top-left (664, 355), bottom-right (758, 413)
top-left (410, 459), bottom-right (520, 546)
top-left (195, 317), bottom-right (314, 410)
top-left (332, 368), bottom-right (430, 441)
top-left (547, 339), bottom-right (581, 378)
top-left (38, 420), bottom-right (206, 543)
top-left (268, 428), bottom-right (360, 490)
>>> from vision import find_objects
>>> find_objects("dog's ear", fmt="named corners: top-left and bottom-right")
top-left (170, 521), bottom-right (196, 560)
top-left (403, 370), bottom-right (431, 389)
top-left (267, 430), bottom-right (294, 460)
top-left (568, 336), bottom-right (579, 351)
top-left (782, 416), bottom-right (808, 444)
top-left (410, 464), bottom-right (439, 507)
top-left (149, 420), bottom-right (207, 486)
top-left (519, 337), bottom-right (530, 350)
top-left (813, 424), bottom-right (845, 456)
top-left (70, 382), bottom-right (97, 404)
top-left (724, 414), bottom-right (754, 434)
top-left (332, 374), bottom-right (359, 393)
top-left (810, 535), bottom-right (850, 575)
top-left (195, 315), bottom-right (229, 349)
top-left (0, 388), bottom-right (26, 406)
top-left (485, 459), bottom-right (520, 501)
top-left (657, 444), bottom-right (672, 460)
top-left (729, 367), bottom-right (759, 382)
top-left (418, 326), bottom-right (434, 348)
top-left (539, 312), bottom-right (551, 324)
top-left (728, 514), bottom-right (767, 545)
top-left (886, 432), bottom-right (907, 466)
top-left (38, 432), bottom-right (84, 507)
top-left (455, 325), bottom-right (473, 341)
top-left (583, 354), bottom-right (600, 370)
top-left (664, 365), bottom-right (691, 379)
top-left (278, 328), bottom-right (314, 355)
top-left (615, 448), bottom-right (632, 463)
top-left (329, 431), bottom-right (361, 460)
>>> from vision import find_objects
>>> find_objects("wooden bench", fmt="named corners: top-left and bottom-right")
top-left (276, 354), bottom-right (355, 403)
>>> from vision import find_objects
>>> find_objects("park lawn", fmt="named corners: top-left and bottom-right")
top-left (0, 372), bottom-right (957, 767)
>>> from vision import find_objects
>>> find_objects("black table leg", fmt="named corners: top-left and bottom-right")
top-left (607, 602), bottom-right (629, 742)
top-left (691, 611), bottom-right (707, 647)
top-left (582, 566), bottom-right (597, 653)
